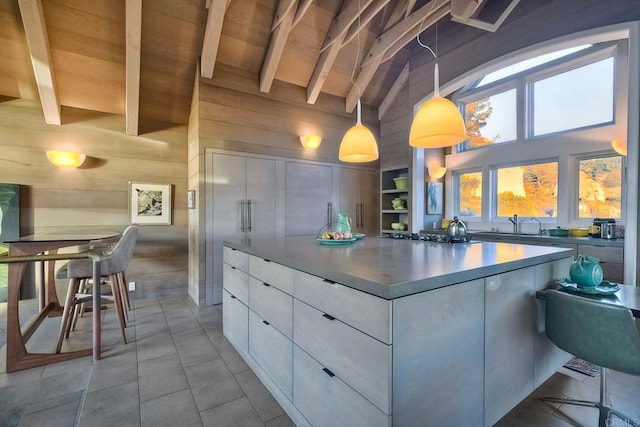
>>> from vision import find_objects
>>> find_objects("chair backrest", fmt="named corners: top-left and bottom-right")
top-left (101, 225), bottom-right (138, 275)
top-left (66, 225), bottom-right (138, 278)
top-left (545, 290), bottom-right (640, 375)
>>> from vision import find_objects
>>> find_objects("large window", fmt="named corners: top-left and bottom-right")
top-left (578, 155), bottom-right (623, 219)
top-left (457, 171), bottom-right (482, 217)
top-left (495, 162), bottom-right (558, 218)
top-left (532, 57), bottom-right (614, 136)
top-left (449, 38), bottom-right (626, 225)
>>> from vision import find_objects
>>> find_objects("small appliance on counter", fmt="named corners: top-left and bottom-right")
top-left (592, 218), bottom-right (616, 238)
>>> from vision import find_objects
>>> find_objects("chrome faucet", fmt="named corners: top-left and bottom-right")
top-left (508, 214), bottom-right (518, 233)
top-left (530, 217), bottom-right (543, 235)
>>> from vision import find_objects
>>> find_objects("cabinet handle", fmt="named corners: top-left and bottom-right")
top-left (262, 320), bottom-right (270, 325)
top-left (263, 258), bottom-right (271, 263)
top-left (231, 266), bottom-right (236, 270)
top-left (322, 313), bottom-right (335, 321)
top-left (360, 203), bottom-right (364, 228)
top-left (323, 279), bottom-right (336, 284)
top-left (240, 200), bottom-right (245, 232)
top-left (322, 367), bottom-right (335, 378)
top-left (247, 199), bottom-right (253, 232)
top-left (327, 202), bottom-right (333, 228)
top-left (230, 294), bottom-right (236, 299)
top-left (263, 282), bottom-right (270, 287)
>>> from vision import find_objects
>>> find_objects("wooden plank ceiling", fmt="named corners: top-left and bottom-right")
top-left (0, 0), bottom-right (518, 134)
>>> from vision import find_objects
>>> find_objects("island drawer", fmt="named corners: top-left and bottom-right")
top-left (223, 289), bottom-right (248, 355)
top-left (292, 270), bottom-right (392, 344)
top-left (293, 345), bottom-right (390, 427)
top-left (293, 299), bottom-right (391, 414)
top-left (223, 262), bottom-right (249, 305)
top-left (249, 255), bottom-right (294, 295)
top-left (224, 246), bottom-right (249, 272)
top-left (249, 310), bottom-right (293, 401)
top-left (249, 276), bottom-right (292, 339)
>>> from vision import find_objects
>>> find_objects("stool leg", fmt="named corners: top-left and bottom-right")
top-left (120, 271), bottom-right (131, 312)
top-left (56, 278), bottom-right (80, 353)
top-left (70, 279), bottom-right (88, 332)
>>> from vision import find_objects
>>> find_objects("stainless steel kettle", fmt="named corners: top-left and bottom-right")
top-left (446, 216), bottom-right (468, 241)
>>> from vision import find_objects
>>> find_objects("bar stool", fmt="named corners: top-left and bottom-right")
top-left (541, 290), bottom-right (640, 426)
top-left (56, 225), bottom-right (138, 353)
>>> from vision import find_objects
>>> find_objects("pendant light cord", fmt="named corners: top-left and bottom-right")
top-left (351, 0), bottom-right (363, 124)
top-left (416, 0), bottom-right (439, 60)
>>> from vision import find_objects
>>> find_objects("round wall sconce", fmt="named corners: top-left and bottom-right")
top-left (428, 162), bottom-right (447, 180)
top-left (46, 151), bottom-right (86, 168)
top-left (611, 139), bottom-right (627, 156)
top-left (300, 135), bottom-right (322, 149)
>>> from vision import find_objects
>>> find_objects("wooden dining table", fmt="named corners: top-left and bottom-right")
top-left (1, 229), bottom-right (120, 372)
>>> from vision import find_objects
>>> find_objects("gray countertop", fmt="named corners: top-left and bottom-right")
top-left (468, 231), bottom-right (624, 247)
top-left (224, 236), bottom-right (574, 300)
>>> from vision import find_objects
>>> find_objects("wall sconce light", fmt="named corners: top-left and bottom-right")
top-left (428, 162), bottom-right (447, 180)
top-left (46, 151), bottom-right (86, 168)
top-left (611, 138), bottom-right (627, 156)
top-left (300, 135), bottom-right (322, 149)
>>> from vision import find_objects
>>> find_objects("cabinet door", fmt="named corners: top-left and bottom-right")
top-left (285, 162), bottom-right (333, 236)
top-left (223, 289), bottom-right (248, 355)
top-left (484, 268), bottom-right (535, 426)
top-left (208, 153), bottom-right (247, 305)
top-left (246, 157), bottom-right (276, 239)
top-left (578, 244), bottom-right (624, 282)
top-left (340, 168), bottom-right (379, 233)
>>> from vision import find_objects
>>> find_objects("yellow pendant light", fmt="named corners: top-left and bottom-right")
top-left (339, 100), bottom-right (379, 162)
top-left (338, 0), bottom-right (378, 163)
top-left (409, 62), bottom-right (466, 148)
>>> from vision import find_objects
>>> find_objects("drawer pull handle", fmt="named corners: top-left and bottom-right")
top-left (230, 294), bottom-right (236, 299)
top-left (262, 320), bottom-right (270, 325)
top-left (263, 282), bottom-right (270, 287)
top-left (231, 266), bottom-right (236, 270)
top-left (231, 248), bottom-right (237, 251)
top-left (323, 279), bottom-right (336, 284)
top-left (322, 313), bottom-right (335, 321)
top-left (263, 258), bottom-right (271, 263)
top-left (322, 368), bottom-right (335, 378)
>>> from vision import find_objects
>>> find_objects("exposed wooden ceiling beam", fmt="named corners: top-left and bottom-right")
top-left (404, 0), bottom-right (418, 18)
top-left (320, 0), bottom-right (374, 53)
top-left (260, 0), bottom-right (297, 93)
top-left (378, 61), bottom-right (409, 119)
top-left (271, 0), bottom-right (297, 31)
top-left (291, 0), bottom-right (314, 28)
top-left (200, 0), bottom-right (228, 79)
top-left (125, 0), bottom-right (142, 135)
top-left (342, 0), bottom-right (391, 47)
top-left (307, 0), bottom-right (389, 104)
top-left (344, 0), bottom-right (419, 112)
top-left (362, 0), bottom-right (450, 67)
top-left (382, 2), bottom-right (450, 63)
top-left (17, 0), bottom-right (60, 125)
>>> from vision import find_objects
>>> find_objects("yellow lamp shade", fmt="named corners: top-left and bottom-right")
top-left (409, 95), bottom-right (466, 148)
top-left (46, 151), bottom-right (86, 168)
top-left (428, 162), bottom-right (447, 179)
top-left (611, 138), bottom-right (627, 156)
top-left (339, 123), bottom-right (379, 163)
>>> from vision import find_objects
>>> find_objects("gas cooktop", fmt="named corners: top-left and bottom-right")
top-left (387, 232), bottom-right (471, 243)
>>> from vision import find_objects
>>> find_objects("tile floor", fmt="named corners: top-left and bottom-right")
top-left (1, 293), bottom-right (639, 427)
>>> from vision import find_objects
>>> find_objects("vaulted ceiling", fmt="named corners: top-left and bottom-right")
top-left (0, 0), bottom-right (520, 135)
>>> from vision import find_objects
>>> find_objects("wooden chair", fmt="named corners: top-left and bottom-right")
top-left (56, 225), bottom-right (138, 353)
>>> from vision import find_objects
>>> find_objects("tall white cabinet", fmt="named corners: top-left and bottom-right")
top-left (205, 149), bottom-right (379, 305)
top-left (206, 152), bottom-right (277, 305)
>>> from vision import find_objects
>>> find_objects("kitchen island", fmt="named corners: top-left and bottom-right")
top-left (222, 236), bottom-right (574, 426)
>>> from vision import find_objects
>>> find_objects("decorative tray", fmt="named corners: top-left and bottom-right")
top-left (555, 278), bottom-right (621, 295)
top-left (353, 233), bottom-right (365, 240)
top-left (316, 238), bottom-right (357, 245)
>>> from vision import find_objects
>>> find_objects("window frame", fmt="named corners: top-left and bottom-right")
top-left (573, 152), bottom-right (625, 222)
top-left (453, 168), bottom-right (484, 221)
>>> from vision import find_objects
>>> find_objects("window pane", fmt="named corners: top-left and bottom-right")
top-left (463, 89), bottom-right (517, 150)
top-left (458, 172), bottom-right (482, 217)
top-left (533, 58), bottom-right (614, 136)
top-left (496, 162), bottom-right (558, 218)
top-left (578, 156), bottom-right (622, 219)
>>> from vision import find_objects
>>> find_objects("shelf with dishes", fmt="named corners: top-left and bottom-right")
top-left (380, 166), bottom-right (410, 234)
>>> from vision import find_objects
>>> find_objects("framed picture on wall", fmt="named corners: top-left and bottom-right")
top-left (129, 182), bottom-right (172, 225)
top-left (427, 181), bottom-right (443, 215)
